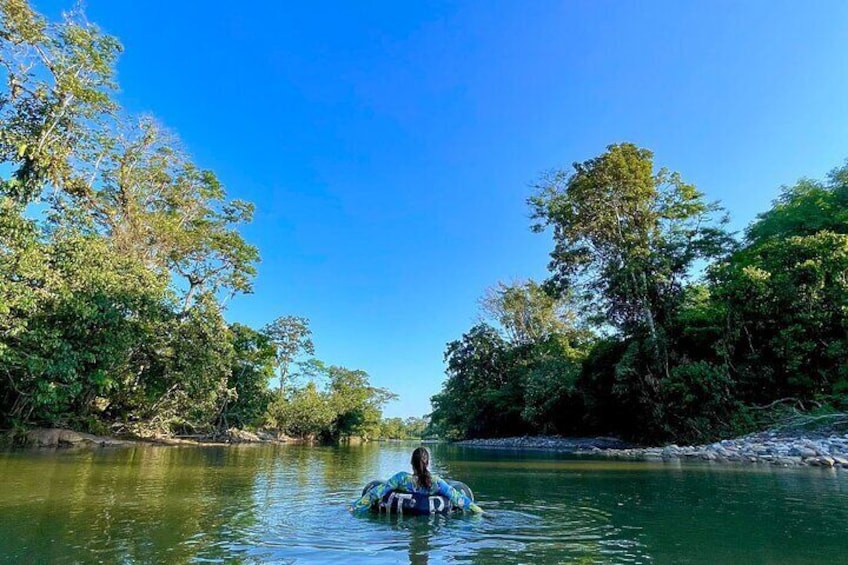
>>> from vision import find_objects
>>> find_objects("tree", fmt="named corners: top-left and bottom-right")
top-left (144, 294), bottom-right (235, 435)
top-left (744, 165), bottom-right (848, 244)
top-left (705, 164), bottom-right (848, 409)
top-left (0, 230), bottom-right (167, 427)
top-left (480, 279), bottom-right (576, 345)
top-left (263, 363), bottom-right (394, 442)
top-left (380, 417), bottom-right (406, 439)
top-left (0, 1), bottom-right (408, 440)
top-left (379, 416), bottom-right (428, 439)
top-left (266, 382), bottom-right (335, 439)
top-left (290, 357), bottom-right (328, 388)
top-left (0, 2), bottom-right (258, 311)
top-left (529, 143), bottom-right (732, 382)
top-left (0, 0), bottom-right (121, 204)
top-left (220, 323), bottom-right (276, 429)
top-left (715, 234), bottom-right (848, 404)
top-left (326, 366), bottom-right (395, 441)
top-left (429, 324), bottom-right (521, 439)
top-left (520, 334), bottom-right (587, 433)
top-left (49, 117), bottom-right (259, 311)
top-left (403, 416), bottom-right (428, 438)
top-left (263, 316), bottom-right (315, 391)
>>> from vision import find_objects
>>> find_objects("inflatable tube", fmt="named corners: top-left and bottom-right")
top-left (361, 479), bottom-right (474, 515)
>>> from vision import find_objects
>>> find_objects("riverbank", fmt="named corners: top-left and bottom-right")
top-left (457, 430), bottom-right (848, 468)
top-left (1, 427), bottom-right (295, 449)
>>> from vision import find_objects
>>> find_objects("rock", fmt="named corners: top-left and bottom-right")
top-left (226, 428), bottom-right (261, 443)
top-left (23, 428), bottom-right (129, 448)
top-left (789, 447), bottom-right (818, 458)
top-left (256, 429), bottom-right (284, 441)
top-left (457, 433), bottom-right (848, 470)
top-left (662, 446), bottom-right (680, 459)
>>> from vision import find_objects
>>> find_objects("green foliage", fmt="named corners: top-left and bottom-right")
top-left (660, 362), bottom-right (736, 443)
top-left (0, 0), bottom-right (121, 203)
top-left (265, 383), bottom-right (335, 439)
top-left (264, 315), bottom-right (315, 390)
top-left (520, 334), bottom-right (585, 434)
top-left (379, 416), bottom-right (428, 439)
top-left (149, 296), bottom-right (235, 434)
top-left (429, 324), bottom-right (520, 439)
top-left (480, 280), bottom-right (576, 345)
top-left (529, 143), bottom-right (731, 339)
top-left (326, 366), bottom-right (396, 441)
top-left (523, 144), bottom-right (734, 440)
top-left (0, 2), bottom-right (391, 440)
top-left (429, 323), bottom-right (590, 439)
top-left (709, 165), bottom-right (848, 408)
top-left (222, 324), bottom-right (276, 429)
top-left (0, 229), bottom-right (167, 426)
top-left (745, 166), bottom-right (848, 243)
top-left (714, 231), bottom-right (848, 403)
top-left (434, 150), bottom-right (848, 444)
top-left (263, 365), bottom-right (394, 442)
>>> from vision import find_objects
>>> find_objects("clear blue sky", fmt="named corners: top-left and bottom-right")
top-left (39, 1), bottom-right (848, 418)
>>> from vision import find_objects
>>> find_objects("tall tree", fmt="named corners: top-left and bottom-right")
top-left (263, 316), bottom-right (315, 391)
top-left (0, 3), bottom-right (258, 312)
top-left (58, 118), bottom-right (260, 310)
top-left (529, 143), bottom-right (731, 381)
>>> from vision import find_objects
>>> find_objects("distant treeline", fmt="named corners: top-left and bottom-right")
top-left (429, 144), bottom-right (848, 443)
top-left (0, 1), bottom-right (399, 441)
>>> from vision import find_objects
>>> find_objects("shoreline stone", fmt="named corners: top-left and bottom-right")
top-left (456, 432), bottom-right (848, 469)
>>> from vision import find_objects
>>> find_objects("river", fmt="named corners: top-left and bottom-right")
top-left (0, 441), bottom-right (845, 563)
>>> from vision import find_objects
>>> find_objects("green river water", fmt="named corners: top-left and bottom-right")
top-left (0, 441), bottom-right (846, 564)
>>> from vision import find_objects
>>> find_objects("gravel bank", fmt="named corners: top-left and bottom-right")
top-left (457, 431), bottom-right (848, 468)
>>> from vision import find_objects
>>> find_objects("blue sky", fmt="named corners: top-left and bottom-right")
top-left (39, 1), bottom-right (848, 417)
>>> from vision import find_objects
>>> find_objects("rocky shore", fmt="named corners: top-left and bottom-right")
top-left (457, 431), bottom-right (848, 468)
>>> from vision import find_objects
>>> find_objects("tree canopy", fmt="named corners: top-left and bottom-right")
top-left (0, 1), bottom-right (401, 442)
top-left (431, 148), bottom-right (848, 443)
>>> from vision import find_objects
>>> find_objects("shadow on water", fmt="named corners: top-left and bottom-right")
top-left (1, 442), bottom-right (848, 564)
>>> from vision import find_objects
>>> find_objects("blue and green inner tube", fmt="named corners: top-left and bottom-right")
top-left (360, 480), bottom-right (474, 515)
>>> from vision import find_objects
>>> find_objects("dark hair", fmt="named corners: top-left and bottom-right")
top-left (411, 447), bottom-right (431, 489)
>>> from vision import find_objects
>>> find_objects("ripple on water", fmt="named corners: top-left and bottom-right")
top-left (2, 444), bottom-right (848, 564)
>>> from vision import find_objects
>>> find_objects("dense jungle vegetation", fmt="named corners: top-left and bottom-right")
top-left (0, 1), bottom-right (409, 442)
top-left (429, 144), bottom-right (848, 443)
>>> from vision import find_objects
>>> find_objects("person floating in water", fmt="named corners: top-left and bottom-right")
top-left (348, 447), bottom-right (484, 514)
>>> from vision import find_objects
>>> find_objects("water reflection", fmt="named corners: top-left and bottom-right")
top-left (1, 443), bottom-right (848, 564)
top-left (0, 446), bottom-right (264, 563)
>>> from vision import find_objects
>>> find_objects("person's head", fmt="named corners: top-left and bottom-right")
top-left (411, 447), bottom-right (431, 489)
